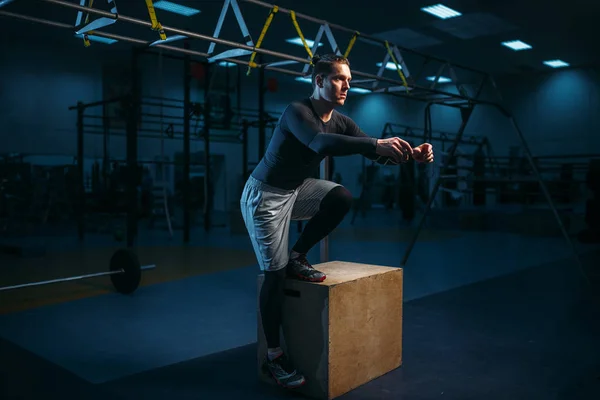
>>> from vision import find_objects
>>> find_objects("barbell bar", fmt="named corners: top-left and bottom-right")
top-left (0, 249), bottom-right (155, 295)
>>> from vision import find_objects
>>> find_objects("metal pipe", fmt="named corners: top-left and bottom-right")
top-left (237, 63), bottom-right (242, 128)
top-left (203, 62), bottom-right (212, 232)
top-left (141, 95), bottom-right (186, 103)
top-left (126, 49), bottom-right (140, 248)
top-left (0, 265), bottom-right (156, 292)
top-left (258, 59), bottom-right (266, 161)
top-left (183, 42), bottom-right (192, 242)
top-left (83, 128), bottom-right (244, 143)
top-left (386, 122), bottom-right (487, 141)
top-left (102, 103), bottom-right (110, 191)
top-left (82, 120), bottom-right (259, 135)
top-left (76, 102), bottom-right (85, 241)
top-left (139, 102), bottom-right (187, 110)
top-left (0, 8), bottom-right (70, 28)
top-left (67, 96), bottom-right (127, 111)
top-left (108, 159), bottom-right (204, 166)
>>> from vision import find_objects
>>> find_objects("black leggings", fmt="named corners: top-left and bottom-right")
top-left (259, 186), bottom-right (352, 348)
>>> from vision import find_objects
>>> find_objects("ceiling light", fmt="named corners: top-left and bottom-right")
top-left (543, 59), bottom-right (569, 68)
top-left (427, 76), bottom-right (452, 83)
top-left (501, 40), bottom-right (532, 51)
top-left (0, 0), bottom-right (16, 8)
top-left (421, 4), bottom-right (462, 19)
top-left (376, 62), bottom-right (402, 71)
top-left (153, 1), bottom-right (200, 17)
top-left (349, 87), bottom-right (371, 94)
top-left (218, 62), bottom-right (237, 67)
top-left (295, 77), bottom-right (312, 84)
top-left (286, 37), bottom-right (323, 48)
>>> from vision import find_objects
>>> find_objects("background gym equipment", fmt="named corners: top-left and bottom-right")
top-left (578, 159), bottom-right (600, 243)
top-left (0, 248), bottom-right (155, 294)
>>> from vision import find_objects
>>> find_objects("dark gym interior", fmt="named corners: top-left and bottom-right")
top-left (1, 0), bottom-right (599, 399)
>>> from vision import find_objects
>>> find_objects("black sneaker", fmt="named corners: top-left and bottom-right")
top-left (286, 255), bottom-right (326, 282)
top-left (263, 353), bottom-right (306, 388)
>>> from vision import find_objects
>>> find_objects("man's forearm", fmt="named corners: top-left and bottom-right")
top-left (308, 133), bottom-right (378, 156)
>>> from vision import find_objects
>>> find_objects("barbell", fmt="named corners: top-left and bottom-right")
top-left (0, 248), bottom-right (155, 295)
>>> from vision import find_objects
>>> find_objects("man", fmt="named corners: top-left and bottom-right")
top-left (240, 54), bottom-right (434, 389)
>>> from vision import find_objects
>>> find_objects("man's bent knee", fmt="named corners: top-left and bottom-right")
top-left (321, 185), bottom-right (353, 214)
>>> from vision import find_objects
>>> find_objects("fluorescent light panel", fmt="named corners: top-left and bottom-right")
top-left (0, 0), bottom-right (16, 8)
top-left (218, 62), bottom-right (237, 67)
top-left (286, 37), bottom-right (323, 48)
top-left (74, 34), bottom-right (117, 44)
top-left (349, 87), bottom-right (371, 94)
top-left (501, 40), bottom-right (532, 51)
top-left (427, 76), bottom-right (452, 83)
top-left (295, 77), bottom-right (312, 84)
top-left (376, 62), bottom-right (402, 71)
top-left (421, 4), bottom-right (462, 19)
top-left (154, 1), bottom-right (200, 17)
top-left (543, 59), bottom-right (569, 68)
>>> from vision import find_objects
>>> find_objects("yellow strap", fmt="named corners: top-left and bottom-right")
top-left (247, 6), bottom-right (278, 75)
top-left (145, 0), bottom-right (167, 40)
top-left (344, 31), bottom-right (359, 58)
top-left (82, 0), bottom-right (94, 47)
top-left (384, 41), bottom-right (409, 93)
top-left (290, 10), bottom-right (313, 61)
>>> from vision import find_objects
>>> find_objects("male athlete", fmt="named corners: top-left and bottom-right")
top-left (240, 54), bottom-right (434, 389)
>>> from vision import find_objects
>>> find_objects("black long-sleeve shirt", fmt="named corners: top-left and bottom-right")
top-left (251, 98), bottom-right (392, 190)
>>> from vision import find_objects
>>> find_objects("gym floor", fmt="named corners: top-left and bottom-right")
top-left (1, 208), bottom-right (599, 400)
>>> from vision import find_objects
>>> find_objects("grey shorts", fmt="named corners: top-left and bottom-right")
top-left (240, 175), bottom-right (341, 272)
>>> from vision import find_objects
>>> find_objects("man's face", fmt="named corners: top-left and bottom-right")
top-left (316, 63), bottom-right (352, 106)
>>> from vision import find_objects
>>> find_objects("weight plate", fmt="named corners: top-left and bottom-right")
top-left (110, 249), bottom-right (142, 294)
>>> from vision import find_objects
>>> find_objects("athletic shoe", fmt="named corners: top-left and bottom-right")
top-left (286, 255), bottom-right (326, 282)
top-left (262, 353), bottom-right (306, 388)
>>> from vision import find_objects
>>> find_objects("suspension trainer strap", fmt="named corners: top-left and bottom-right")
top-left (81, 0), bottom-right (94, 47)
top-left (344, 31), bottom-right (360, 58)
top-left (247, 5), bottom-right (278, 75)
top-left (290, 10), bottom-right (313, 61)
top-left (145, 0), bottom-right (167, 40)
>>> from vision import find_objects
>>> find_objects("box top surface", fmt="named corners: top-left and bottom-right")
top-left (297, 261), bottom-right (400, 287)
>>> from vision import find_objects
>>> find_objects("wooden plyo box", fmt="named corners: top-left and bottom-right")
top-left (257, 261), bottom-right (403, 399)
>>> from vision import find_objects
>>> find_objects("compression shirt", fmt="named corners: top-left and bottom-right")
top-left (251, 98), bottom-right (388, 190)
